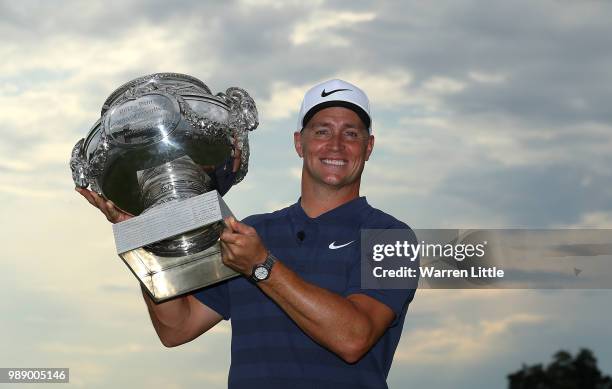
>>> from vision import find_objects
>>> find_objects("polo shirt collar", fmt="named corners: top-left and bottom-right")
top-left (289, 196), bottom-right (369, 225)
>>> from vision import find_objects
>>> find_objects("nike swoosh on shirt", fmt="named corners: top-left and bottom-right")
top-left (321, 88), bottom-right (351, 97)
top-left (329, 240), bottom-right (355, 249)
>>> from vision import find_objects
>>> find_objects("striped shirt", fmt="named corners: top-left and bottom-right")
top-left (194, 196), bottom-right (416, 388)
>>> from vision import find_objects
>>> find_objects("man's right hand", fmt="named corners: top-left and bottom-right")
top-left (75, 187), bottom-right (133, 223)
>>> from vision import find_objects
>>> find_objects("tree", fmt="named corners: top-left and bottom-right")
top-left (508, 348), bottom-right (612, 389)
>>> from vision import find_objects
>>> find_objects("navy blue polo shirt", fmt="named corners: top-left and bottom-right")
top-left (195, 196), bottom-right (416, 389)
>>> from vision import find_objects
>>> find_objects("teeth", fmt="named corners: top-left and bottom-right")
top-left (322, 159), bottom-right (346, 166)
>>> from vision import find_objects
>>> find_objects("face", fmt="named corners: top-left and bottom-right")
top-left (294, 106), bottom-right (374, 191)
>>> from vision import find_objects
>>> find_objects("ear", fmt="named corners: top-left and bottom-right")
top-left (365, 134), bottom-right (374, 161)
top-left (294, 131), bottom-right (304, 158)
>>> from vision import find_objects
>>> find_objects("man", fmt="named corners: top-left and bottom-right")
top-left (77, 79), bottom-right (416, 388)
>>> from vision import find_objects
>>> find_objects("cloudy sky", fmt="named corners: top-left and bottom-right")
top-left (1, 0), bottom-right (611, 387)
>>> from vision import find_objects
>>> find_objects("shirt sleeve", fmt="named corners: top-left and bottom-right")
top-left (343, 221), bottom-right (418, 326)
top-left (193, 280), bottom-right (231, 320)
top-left (343, 265), bottom-right (416, 327)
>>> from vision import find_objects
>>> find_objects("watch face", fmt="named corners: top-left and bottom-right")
top-left (254, 266), bottom-right (269, 280)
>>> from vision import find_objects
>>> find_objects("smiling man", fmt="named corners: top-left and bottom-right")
top-left (192, 79), bottom-right (417, 388)
top-left (79, 79), bottom-right (417, 389)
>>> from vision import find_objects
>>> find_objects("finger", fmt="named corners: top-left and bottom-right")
top-left (223, 217), bottom-right (237, 233)
top-left (75, 187), bottom-right (92, 202)
top-left (220, 239), bottom-right (236, 255)
top-left (91, 192), bottom-right (113, 219)
top-left (232, 149), bottom-right (242, 173)
top-left (106, 201), bottom-right (134, 218)
top-left (92, 194), bottom-right (107, 213)
top-left (228, 217), bottom-right (251, 235)
top-left (220, 240), bottom-right (236, 264)
top-left (220, 230), bottom-right (240, 244)
top-left (106, 200), bottom-right (120, 214)
top-left (228, 216), bottom-right (238, 230)
top-left (76, 188), bottom-right (97, 207)
top-left (89, 190), bottom-right (103, 205)
top-left (232, 219), bottom-right (256, 236)
top-left (89, 191), bottom-right (106, 211)
top-left (105, 200), bottom-right (120, 221)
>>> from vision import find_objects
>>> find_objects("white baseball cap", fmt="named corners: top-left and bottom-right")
top-left (297, 79), bottom-right (372, 132)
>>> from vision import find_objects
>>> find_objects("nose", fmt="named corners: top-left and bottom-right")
top-left (327, 131), bottom-right (344, 151)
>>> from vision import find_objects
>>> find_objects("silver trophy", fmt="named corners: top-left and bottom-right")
top-left (70, 73), bottom-right (258, 302)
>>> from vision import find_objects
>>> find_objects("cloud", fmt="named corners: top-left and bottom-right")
top-left (340, 70), bottom-right (414, 109)
top-left (63, 361), bottom-right (108, 388)
top-left (0, 159), bottom-right (33, 173)
top-left (395, 313), bottom-right (547, 364)
top-left (258, 81), bottom-right (313, 122)
top-left (1, 2), bottom-right (612, 389)
top-left (191, 371), bottom-right (228, 385)
top-left (561, 211), bottom-right (612, 228)
top-left (289, 167), bottom-right (301, 180)
top-left (437, 163), bottom-right (612, 227)
top-left (0, 184), bottom-right (64, 198)
top-left (422, 76), bottom-right (466, 94)
top-left (290, 10), bottom-right (376, 46)
top-left (468, 71), bottom-right (508, 84)
top-left (39, 342), bottom-right (149, 356)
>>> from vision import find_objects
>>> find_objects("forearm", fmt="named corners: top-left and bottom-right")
top-left (258, 261), bottom-right (378, 362)
top-left (141, 287), bottom-right (191, 347)
top-left (218, 217), bottom-right (393, 361)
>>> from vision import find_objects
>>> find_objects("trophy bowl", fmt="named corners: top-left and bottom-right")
top-left (70, 73), bottom-right (258, 302)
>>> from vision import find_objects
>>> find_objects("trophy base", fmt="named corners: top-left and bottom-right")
top-left (121, 240), bottom-right (238, 303)
top-left (111, 190), bottom-right (238, 303)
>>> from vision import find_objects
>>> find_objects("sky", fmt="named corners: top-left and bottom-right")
top-left (1, 0), bottom-right (611, 387)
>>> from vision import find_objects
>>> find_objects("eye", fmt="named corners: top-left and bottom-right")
top-left (314, 128), bottom-right (330, 136)
top-left (343, 130), bottom-right (359, 138)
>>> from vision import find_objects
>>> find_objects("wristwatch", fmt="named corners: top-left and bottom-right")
top-left (251, 252), bottom-right (277, 283)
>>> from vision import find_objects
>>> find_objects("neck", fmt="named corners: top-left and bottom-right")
top-left (300, 180), bottom-right (361, 218)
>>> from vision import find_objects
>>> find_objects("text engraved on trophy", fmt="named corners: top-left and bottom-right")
top-left (107, 94), bottom-right (180, 145)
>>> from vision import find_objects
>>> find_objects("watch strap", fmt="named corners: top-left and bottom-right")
top-left (250, 253), bottom-right (277, 282)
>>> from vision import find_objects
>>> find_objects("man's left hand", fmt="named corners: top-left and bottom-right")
top-left (220, 217), bottom-right (268, 277)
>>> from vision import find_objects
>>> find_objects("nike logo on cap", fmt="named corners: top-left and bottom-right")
top-left (329, 240), bottom-right (355, 249)
top-left (321, 88), bottom-right (351, 97)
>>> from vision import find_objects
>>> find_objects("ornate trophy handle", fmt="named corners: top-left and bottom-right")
top-left (221, 87), bottom-right (259, 185)
top-left (69, 124), bottom-right (109, 194)
top-left (70, 138), bottom-right (89, 189)
top-left (225, 87), bottom-right (258, 132)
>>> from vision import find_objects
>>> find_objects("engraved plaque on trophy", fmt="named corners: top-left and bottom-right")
top-left (70, 73), bottom-right (258, 302)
